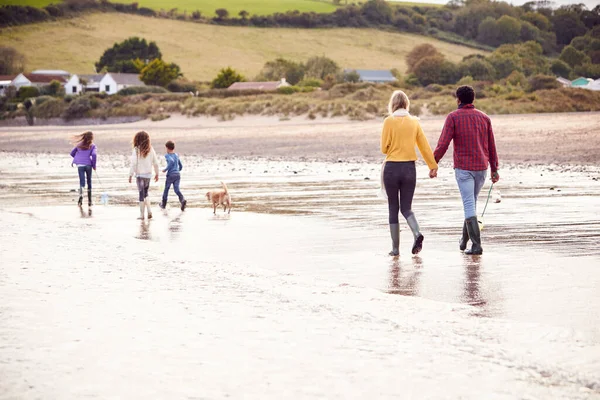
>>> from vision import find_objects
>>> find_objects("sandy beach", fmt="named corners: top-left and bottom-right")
top-left (1, 114), bottom-right (600, 399)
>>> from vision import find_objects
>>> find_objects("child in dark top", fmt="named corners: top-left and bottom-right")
top-left (159, 141), bottom-right (187, 211)
top-left (70, 131), bottom-right (97, 207)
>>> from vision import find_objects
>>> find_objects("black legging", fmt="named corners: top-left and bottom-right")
top-left (384, 161), bottom-right (416, 224)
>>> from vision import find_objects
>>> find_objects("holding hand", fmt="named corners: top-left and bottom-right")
top-left (429, 168), bottom-right (438, 179)
top-left (491, 171), bottom-right (500, 183)
top-left (128, 176), bottom-right (132, 184)
top-left (154, 174), bottom-right (159, 182)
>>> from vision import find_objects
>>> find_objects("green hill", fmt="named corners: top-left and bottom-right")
top-left (0, 0), bottom-right (339, 15)
top-left (0, 13), bottom-right (485, 81)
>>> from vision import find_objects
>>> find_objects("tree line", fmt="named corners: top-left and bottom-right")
top-left (2, 0), bottom-right (599, 58)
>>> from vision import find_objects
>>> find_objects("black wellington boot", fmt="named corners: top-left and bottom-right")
top-left (464, 217), bottom-right (483, 255)
top-left (459, 221), bottom-right (469, 251)
top-left (87, 189), bottom-right (93, 207)
top-left (389, 223), bottom-right (400, 256)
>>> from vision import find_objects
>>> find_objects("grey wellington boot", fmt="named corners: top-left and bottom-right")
top-left (389, 223), bottom-right (400, 256)
top-left (138, 202), bottom-right (145, 220)
top-left (406, 214), bottom-right (424, 255)
top-left (77, 187), bottom-right (83, 207)
top-left (145, 198), bottom-right (153, 219)
top-left (464, 216), bottom-right (483, 255)
top-left (459, 221), bottom-right (469, 251)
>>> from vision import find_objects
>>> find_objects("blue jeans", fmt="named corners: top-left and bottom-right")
top-left (77, 165), bottom-right (92, 189)
top-left (455, 168), bottom-right (487, 219)
top-left (162, 174), bottom-right (184, 205)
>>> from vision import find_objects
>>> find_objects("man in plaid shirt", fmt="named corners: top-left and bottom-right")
top-left (433, 85), bottom-right (500, 255)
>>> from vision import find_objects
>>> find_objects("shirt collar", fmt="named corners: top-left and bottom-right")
top-left (458, 103), bottom-right (475, 109)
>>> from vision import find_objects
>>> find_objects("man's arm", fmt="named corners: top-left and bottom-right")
top-left (433, 115), bottom-right (454, 163)
top-left (488, 119), bottom-right (499, 182)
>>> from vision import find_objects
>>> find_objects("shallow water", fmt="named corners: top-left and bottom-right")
top-left (1, 155), bottom-right (600, 398)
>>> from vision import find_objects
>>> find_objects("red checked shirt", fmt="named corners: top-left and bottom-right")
top-left (433, 104), bottom-right (499, 172)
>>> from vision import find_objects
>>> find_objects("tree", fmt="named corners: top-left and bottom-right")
top-left (211, 67), bottom-right (244, 89)
top-left (521, 11), bottom-right (550, 31)
top-left (343, 70), bottom-right (361, 83)
top-left (477, 17), bottom-right (500, 46)
top-left (520, 21), bottom-right (540, 42)
top-left (0, 46), bottom-right (25, 75)
top-left (573, 63), bottom-right (600, 79)
top-left (552, 10), bottom-right (587, 45)
top-left (406, 44), bottom-right (442, 73)
top-left (559, 45), bottom-right (591, 68)
top-left (95, 37), bottom-right (162, 73)
top-left (257, 58), bottom-right (305, 85)
top-left (458, 58), bottom-right (495, 80)
top-left (551, 59), bottom-right (572, 78)
top-left (215, 8), bottom-right (229, 20)
top-left (361, 0), bottom-right (393, 24)
top-left (41, 80), bottom-right (64, 97)
top-left (413, 56), bottom-right (458, 85)
top-left (305, 56), bottom-right (340, 80)
top-left (496, 15), bottom-right (521, 44)
top-left (139, 59), bottom-right (182, 87)
top-left (239, 10), bottom-right (249, 19)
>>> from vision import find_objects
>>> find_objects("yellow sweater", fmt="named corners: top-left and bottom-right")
top-left (380, 115), bottom-right (438, 169)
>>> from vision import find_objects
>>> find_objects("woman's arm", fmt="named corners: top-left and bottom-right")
top-left (90, 145), bottom-right (97, 170)
top-left (129, 148), bottom-right (137, 178)
top-left (380, 118), bottom-right (392, 155)
top-left (70, 147), bottom-right (77, 158)
top-left (416, 124), bottom-right (438, 170)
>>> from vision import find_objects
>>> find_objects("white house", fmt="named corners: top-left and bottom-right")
top-left (0, 75), bottom-right (16, 96)
top-left (584, 79), bottom-right (600, 91)
top-left (556, 77), bottom-right (571, 87)
top-left (11, 73), bottom-right (68, 89)
top-left (65, 74), bottom-right (104, 95)
top-left (100, 73), bottom-right (144, 95)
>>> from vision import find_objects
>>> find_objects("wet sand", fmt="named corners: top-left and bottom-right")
top-left (1, 117), bottom-right (600, 398)
top-left (1, 112), bottom-right (600, 164)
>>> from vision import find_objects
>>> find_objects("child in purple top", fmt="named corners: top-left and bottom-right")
top-left (70, 131), bottom-right (97, 207)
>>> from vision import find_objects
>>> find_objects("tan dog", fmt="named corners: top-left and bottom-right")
top-left (206, 181), bottom-right (231, 214)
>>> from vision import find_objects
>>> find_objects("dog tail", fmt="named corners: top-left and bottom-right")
top-left (221, 181), bottom-right (228, 194)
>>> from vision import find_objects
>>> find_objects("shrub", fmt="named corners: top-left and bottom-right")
top-left (257, 58), bottom-right (305, 85)
top-left (39, 80), bottom-right (65, 97)
top-left (559, 45), bottom-right (590, 68)
top-left (167, 79), bottom-right (197, 93)
top-left (17, 86), bottom-right (40, 101)
top-left (278, 86), bottom-right (301, 94)
top-left (550, 59), bottom-right (572, 78)
top-left (506, 70), bottom-right (527, 87)
top-left (457, 75), bottom-right (474, 85)
top-left (63, 96), bottom-right (92, 120)
top-left (573, 63), bottom-right (600, 80)
top-left (343, 70), bottom-right (361, 83)
top-left (305, 56), bottom-right (340, 80)
top-left (211, 67), bottom-right (245, 89)
top-left (32, 97), bottom-right (65, 119)
top-left (298, 78), bottom-right (323, 87)
top-left (117, 86), bottom-right (169, 95)
top-left (140, 58), bottom-right (183, 87)
top-left (527, 74), bottom-right (560, 92)
top-left (458, 58), bottom-right (496, 80)
top-left (406, 44), bottom-right (442, 73)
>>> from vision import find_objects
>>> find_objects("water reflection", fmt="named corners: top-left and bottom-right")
top-left (461, 255), bottom-right (490, 317)
top-left (78, 206), bottom-right (92, 218)
top-left (387, 256), bottom-right (422, 297)
top-left (169, 215), bottom-right (182, 240)
top-left (136, 220), bottom-right (152, 241)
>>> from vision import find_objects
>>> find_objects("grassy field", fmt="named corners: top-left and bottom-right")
top-left (0, 0), bottom-right (338, 15)
top-left (0, 0), bottom-right (442, 14)
top-left (0, 13), bottom-right (485, 81)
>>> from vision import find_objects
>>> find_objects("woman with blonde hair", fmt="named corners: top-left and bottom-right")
top-left (129, 131), bottom-right (159, 219)
top-left (381, 90), bottom-right (438, 256)
top-left (70, 131), bottom-right (97, 207)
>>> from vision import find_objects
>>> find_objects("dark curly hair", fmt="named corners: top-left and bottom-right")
top-left (456, 85), bottom-right (475, 105)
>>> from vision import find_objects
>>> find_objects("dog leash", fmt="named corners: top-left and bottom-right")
top-left (481, 183), bottom-right (494, 219)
